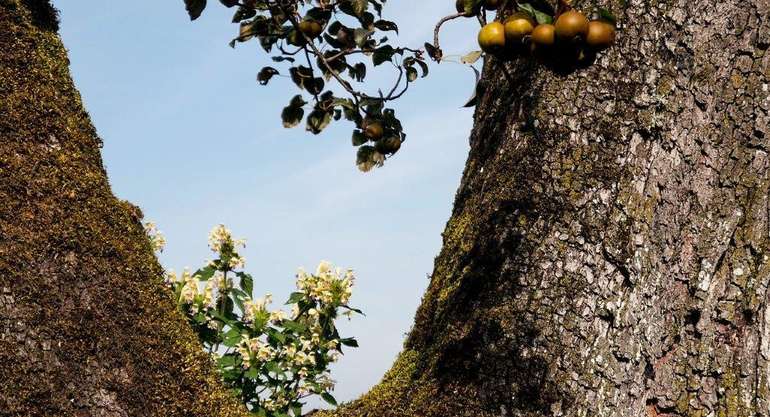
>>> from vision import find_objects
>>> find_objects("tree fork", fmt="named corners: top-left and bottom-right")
top-left (2, 0), bottom-right (770, 416)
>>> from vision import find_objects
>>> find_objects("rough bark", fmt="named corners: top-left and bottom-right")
top-left (329, 0), bottom-right (770, 416)
top-left (0, 1), bottom-right (248, 416)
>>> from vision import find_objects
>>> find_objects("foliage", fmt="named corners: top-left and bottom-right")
top-left (184, 0), bottom-right (430, 172)
top-left (147, 223), bottom-right (361, 416)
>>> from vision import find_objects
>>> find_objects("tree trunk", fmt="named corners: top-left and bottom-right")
top-left (0, 2), bottom-right (248, 415)
top-left (4, 0), bottom-right (770, 416)
top-left (330, 0), bottom-right (770, 416)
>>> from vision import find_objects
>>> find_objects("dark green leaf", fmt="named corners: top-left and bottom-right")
top-left (223, 328), bottom-right (242, 347)
top-left (286, 292), bottom-right (305, 304)
top-left (306, 108), bottom-right (333, 134)
top-left (193, 265), bottom-right (216, 281)
top-left (257, 67), bottom-right (279, 85)
top-left (373, 20), bottom-right (398, 33)
top-left (321, 392), bottom-right (338, 406)
top-left (237, 272), bottom-right (254, 295)
top-left (282, 320), bottom-right (307, 333)
top-left (597, 8), bottom-right (617, 25)
top-left (281, 95), bottom-right (306, 128)
top-left (406, 66), bottom-right (418, 82)
top-left (184, 0), bottom-right (207, 20)
top-left (424, 42), bottom-right (441, 61)
top-left (372, 45), bottom-right (395, 66)
top-left (518, 3), bottom-right (553, 25)
top-left (232, 6), bottom-right (256, 23)
top-left (352, 131), bottom-right (368, 146)
top-left (339, 337), bottom-right (358, 347)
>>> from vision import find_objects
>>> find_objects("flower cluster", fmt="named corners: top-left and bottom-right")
top-left (144, 222), bottom-right (166, 253)
top-left (154, 225), bottom-right (360, 416)
top-left (297, 261), bottom-right (354, 306)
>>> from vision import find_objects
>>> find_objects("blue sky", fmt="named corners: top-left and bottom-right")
top-left (55, 0), bottom-right (479, 407)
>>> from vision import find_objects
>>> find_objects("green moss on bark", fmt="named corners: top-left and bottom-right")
top-left (0, 2), bottom-right (248, 415)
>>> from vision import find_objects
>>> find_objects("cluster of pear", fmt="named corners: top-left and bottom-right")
top-left (362, 118), bottom-right (402, 154)
top-left (476, 4), bottom-right (616, 62)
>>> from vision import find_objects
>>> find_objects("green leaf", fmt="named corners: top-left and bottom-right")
top-left (193, 265), bottom-right (216, 281)
top-left (267, 328), bottom-right (287, 344)
top-left (339, 337), bottom-right (358, 347)
top-left (232, 6), bottom-right (256, 23)
top-left (372, 45), bottom-right (395, 66)
top-left (352, 130), bottom-right (368, 146)
top-left (286, 292), bottom-right (305, 304)
top-left (342, 305), bottom-right (365, 315)
top-left (373, 20), bottom-right (398, 33)
top-left (458, 0), bottom-right (482, 16)
top-left (424, 42), bottom-right (441, 61)
top-left (460, 50), bottom-right (483, 65)
top-left (518, 3), bottom-right (553, 25)
top-left (597, 7), bottom-right (617, 25)
top-left (281, 95), bottom-right (306, 128)
top-left (257, 67), bottom-right (279, 85)
top-left (339, 0), bottom-right (368, 18)
top-left (265, 361), bottom-right (283, 374)
top-left (406, 66), bottom-right (418, 82)
top-left (282, 320), bottom-right (307, 333)
top-left (306, 109), bottom-right (333, 134)
top-left (184, 0), bottom-right (207, 20)
top-left (237, 272), bottom-right (254, 295)
top-left (353, 28), bottom-right (374, 48)
top-left (217, 353), bottom-right (238, 368)
top-left (244, 367), bottom-right (260, 379)
top-left (223, 328), bottom-right (242, 347)
top-left (321, 392), bottom-right (338, 406)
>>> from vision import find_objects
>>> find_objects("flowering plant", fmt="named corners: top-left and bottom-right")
top-left (148, 223), bottom-right (361, 416)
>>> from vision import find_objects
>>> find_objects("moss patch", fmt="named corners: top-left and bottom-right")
top-left (0, 1), bottom-right (248, 415)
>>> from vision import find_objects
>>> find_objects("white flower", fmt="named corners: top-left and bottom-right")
top-left (228, 254), bottom-right (245, 269)
top-left (243, 294), bottom-right (272, 323)
top-left (327, 350), bottom-right (341, 362)
top-left (256, 345), bottom-right (273, 361)
top-left (144, 221), bottom-right (166, 253)
top-left (207, 224), bottom-right (246, 254)
top-left (180, 281), bottom-right (198, 304)
top-left (269, 310), bottom-right (286, 323)
top-left (207, 224), bottom-right (231, 253)
top-left (316, 373), bottom-right (336, 391)
top-left (316, 260), bottom-right (333, 276)
top-left (202, 281), bottom-right (215, 309)
top-left (301, 339), bottom-right (313, 352)
top-left (164, 269), bottom-right (178, 286)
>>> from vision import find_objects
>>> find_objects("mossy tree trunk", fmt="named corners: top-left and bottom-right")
top-left (3, 0), bottom-right (770, 416)
top-left (332, 0), bottom-right (770, 416)
top-left (0, 1), bottom-right (248, 415)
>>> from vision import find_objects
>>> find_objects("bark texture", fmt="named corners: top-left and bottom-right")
top-left (330, 0), bottom-right (770, 416)
top-left (0, 1), bottom-right (248, 416)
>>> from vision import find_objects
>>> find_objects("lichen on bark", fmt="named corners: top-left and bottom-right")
top-left (329, 0), bottom-right (770, 416)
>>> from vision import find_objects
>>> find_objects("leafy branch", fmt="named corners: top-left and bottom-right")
top-left (185, 0), bottom-right (430, 171)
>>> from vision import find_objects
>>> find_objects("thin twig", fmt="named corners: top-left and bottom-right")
top-left (432, 12), bottom-right (465, 62)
